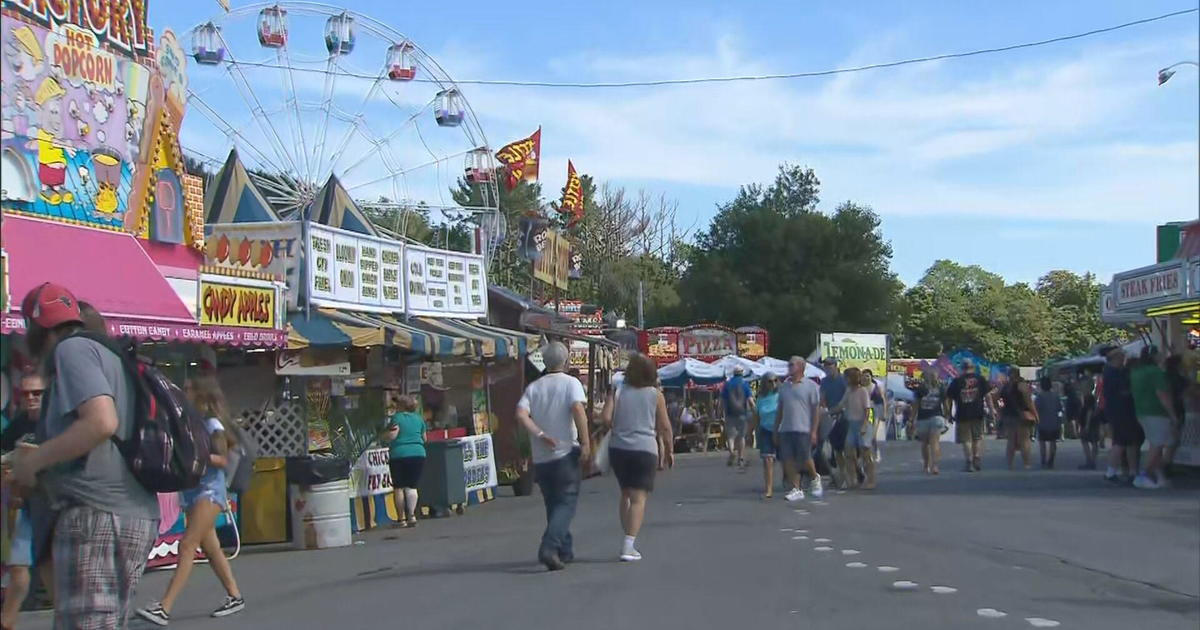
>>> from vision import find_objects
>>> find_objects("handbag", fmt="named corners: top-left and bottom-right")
top-left (592, 431), bottom-right (612, 475)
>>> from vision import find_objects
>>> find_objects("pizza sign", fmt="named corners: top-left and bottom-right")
top-left (679, 327), bottom-right (737, 361)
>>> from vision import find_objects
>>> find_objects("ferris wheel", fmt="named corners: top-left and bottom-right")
top-left (181, 2), bottom-right (500, 255)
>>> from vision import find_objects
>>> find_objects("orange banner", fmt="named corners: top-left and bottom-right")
top-left (560, 160), bottom-right (584, 226)
top-left (495, 128), bottom-right (541, 190)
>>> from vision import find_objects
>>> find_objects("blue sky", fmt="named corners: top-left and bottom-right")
top-left (156, 1), bottom-right (1199, 286)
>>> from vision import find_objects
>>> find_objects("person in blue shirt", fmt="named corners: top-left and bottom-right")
top-left (721, 368), bottom-right (756, 471)
top-left (752, 375), bottom-right (781, 498)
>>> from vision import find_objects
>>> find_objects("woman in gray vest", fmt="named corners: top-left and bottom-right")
top-left (601, 353), bottom-right (673, 562)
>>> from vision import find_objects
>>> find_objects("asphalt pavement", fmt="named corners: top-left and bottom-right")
top-left (19, 438), bottom-right (1200, 630)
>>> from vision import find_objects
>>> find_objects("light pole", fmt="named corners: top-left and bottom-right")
top-left (1158, 61), bottom-right (1198, 85)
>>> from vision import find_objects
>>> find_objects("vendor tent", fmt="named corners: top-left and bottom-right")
top-left (305, 175), bottom-right (378, 236)
top-left (886, 373), bottom-right (915, 402)
top-left (204, 149), bottom-right (280, 225)
top-left (658, 358), bottom-right (726, 387)
top-left (758, 356), bottom-right (825, 380)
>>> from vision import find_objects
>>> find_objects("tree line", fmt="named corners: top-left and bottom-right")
top-left (361, 161), bottom-right (1127, 366)
top-left (493, 163), bottom-right (1124, 365)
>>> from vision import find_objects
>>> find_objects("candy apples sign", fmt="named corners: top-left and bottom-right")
top-left (199, 279), bottom-right (275, 329)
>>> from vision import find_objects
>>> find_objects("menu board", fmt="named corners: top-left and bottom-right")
top-left (307, 226), bottom-right (336, 303)
top-left (404, 245), bottom-right (489, 318)
top-left (380, 244), bottom-right (404, 310)
top-left (306, 222), bottom-right (404, 313)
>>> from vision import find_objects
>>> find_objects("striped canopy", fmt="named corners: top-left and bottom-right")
top-left (287, 309), bottom-right (384, 350)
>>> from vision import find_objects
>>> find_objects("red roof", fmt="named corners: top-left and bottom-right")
top-left (2, 213), bottom-right (195, 327)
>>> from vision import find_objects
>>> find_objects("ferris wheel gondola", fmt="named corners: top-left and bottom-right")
top-left (181, 2), bottom-right (500, 262)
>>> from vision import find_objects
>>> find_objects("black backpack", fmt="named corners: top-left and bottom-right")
top-left (66, 332), bottom-right (211, 492)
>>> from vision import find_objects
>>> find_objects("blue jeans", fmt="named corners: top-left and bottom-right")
top-left (534, 448), bottom-right (581, 561)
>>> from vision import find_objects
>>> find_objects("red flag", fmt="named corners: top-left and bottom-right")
top-left (560, 160), bottom-right (584, 225)
top-left (495, 128), bottom-right (541, 190)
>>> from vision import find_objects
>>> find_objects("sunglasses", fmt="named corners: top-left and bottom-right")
top-left (22, 389), bottom-right (45, 396)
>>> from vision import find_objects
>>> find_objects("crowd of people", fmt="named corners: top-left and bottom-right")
top-left (1, 283), bottom-right (246, 629)
top-left (3, 281), bottom-right (1193, 630)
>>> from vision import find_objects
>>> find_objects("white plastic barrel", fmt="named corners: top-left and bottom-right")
top-left (289, 480), bottom-right (352, 550)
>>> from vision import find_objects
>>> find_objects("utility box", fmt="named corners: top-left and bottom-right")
top-left (418, 439), bottom-right (467, 516)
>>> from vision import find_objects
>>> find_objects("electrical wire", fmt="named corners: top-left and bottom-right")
top-left (205, 8), bottom-right (1198, 88)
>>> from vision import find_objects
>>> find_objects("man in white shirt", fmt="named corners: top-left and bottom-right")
top-left (776, 357), bottom-right (824, 501)
top-left (516, 341), bottom-right (592, 571)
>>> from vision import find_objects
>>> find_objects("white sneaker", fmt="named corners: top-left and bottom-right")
top-left (785, 488), bottom-right (805, 502)
top-left (620, 549), bottom-right (642, 562)
top-left (810, 478), bottom-right (824, 499)
top-left (1132, 474), bottom-right (1158, 489)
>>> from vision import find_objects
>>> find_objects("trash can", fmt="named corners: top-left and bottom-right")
top-left (287, 456), bottom-right (352, 550)
top-left (418, 439), bottom-right (467, 516)
top-left (240, 457), bottom-right (288, 544)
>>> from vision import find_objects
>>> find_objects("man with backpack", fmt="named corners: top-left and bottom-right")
top-left (721, 368), bottom-right (755, 472)
top-left (12, 283), bottom-right (160, 629)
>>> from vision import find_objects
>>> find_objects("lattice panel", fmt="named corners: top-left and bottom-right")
top-left (241, 403), bottom-right (306, 458)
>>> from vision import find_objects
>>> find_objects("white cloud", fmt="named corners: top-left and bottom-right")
top-left (453, 32), bottom-right (1199, 223)
top-left (179, 21), bottom-right (1198, 227)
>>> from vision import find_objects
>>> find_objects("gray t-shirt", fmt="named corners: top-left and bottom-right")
top-left (40, 337), bottom-right (158, 520)
top-left (778, 378), bottom-right (821, 434)
top-left (610, 386), bottom-right (660, 455)
top-left (1035, 392), bottom-right (1063, 431)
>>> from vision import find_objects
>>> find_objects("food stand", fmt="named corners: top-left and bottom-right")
top-left (1105, 252), bottom-right (1200, 466)
top-left (0, 3), bottom-right (289, 571)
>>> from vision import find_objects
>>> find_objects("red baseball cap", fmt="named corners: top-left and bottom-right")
top-left (22, 282), bottom-right (83, 329)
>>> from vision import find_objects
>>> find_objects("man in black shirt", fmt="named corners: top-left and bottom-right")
top-left (946, 359), bottom-right (992, 472)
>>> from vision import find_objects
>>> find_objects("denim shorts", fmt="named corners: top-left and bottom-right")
top-left (845, 419), bottom-right (875, 450)
top-left (757, 427), bottom-right (776, 458)
top-left (181, 468), bottom-right (228, 510)
top-left (9, 507), bottom-right (34, 566)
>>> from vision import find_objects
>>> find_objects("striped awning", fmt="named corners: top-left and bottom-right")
top-left (434, 319), bottom-right (538, 357)
top-left (361, 314), bottom-right (471, 358)
top-left (469, 321), bottom-right (541, 355)
top-left (415, 317), bottom-right (504, 358)
top-left (287, 309), bottom-right (384, 350)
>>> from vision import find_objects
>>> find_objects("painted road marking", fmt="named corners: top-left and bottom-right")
top-left (814, 546), bottom-right (834, 552)
top-left (977, 609), bottom-right (1007, 619)
top-left (841, 549), bottom-right (861, 555)
top-left (1025, 619), bottom-right (1060, 628)
top-left (877, 566), bottom-right (899, 572)
top-left (930, 586), bottom-right (957, 594)
top-left (891, 581), bottom-right (919, 590)
top-left (845, 562), bottom-right (868, 568)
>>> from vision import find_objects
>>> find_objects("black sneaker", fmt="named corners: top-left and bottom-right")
top-left (136, 603), bottom-right (170, 626)
top-left (212, 596), bottom-right (245, 618)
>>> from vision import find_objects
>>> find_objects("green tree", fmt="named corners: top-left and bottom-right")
top-left (1036, 270), bottom-right (1128, 357)
top-left (676, 165), bottom-right (901, 357)
top-left (896, 262), bottom-right (1124, 365)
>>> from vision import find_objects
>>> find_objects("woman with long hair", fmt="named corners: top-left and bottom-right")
top-left (1001, 371), bottom-right (1037, 470)
top-left (138, 374), bottom-right (244, 626)
top-left (601, 353), bottom-right (672, 562)
top-left (842, 368), bottom-right (875, 489)
top-left (912, 370), bottom-right (947, 474)
top-left (753, 374), bottom-right (781, 498)
top-left (381, 395), bottom-right (427, 528)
